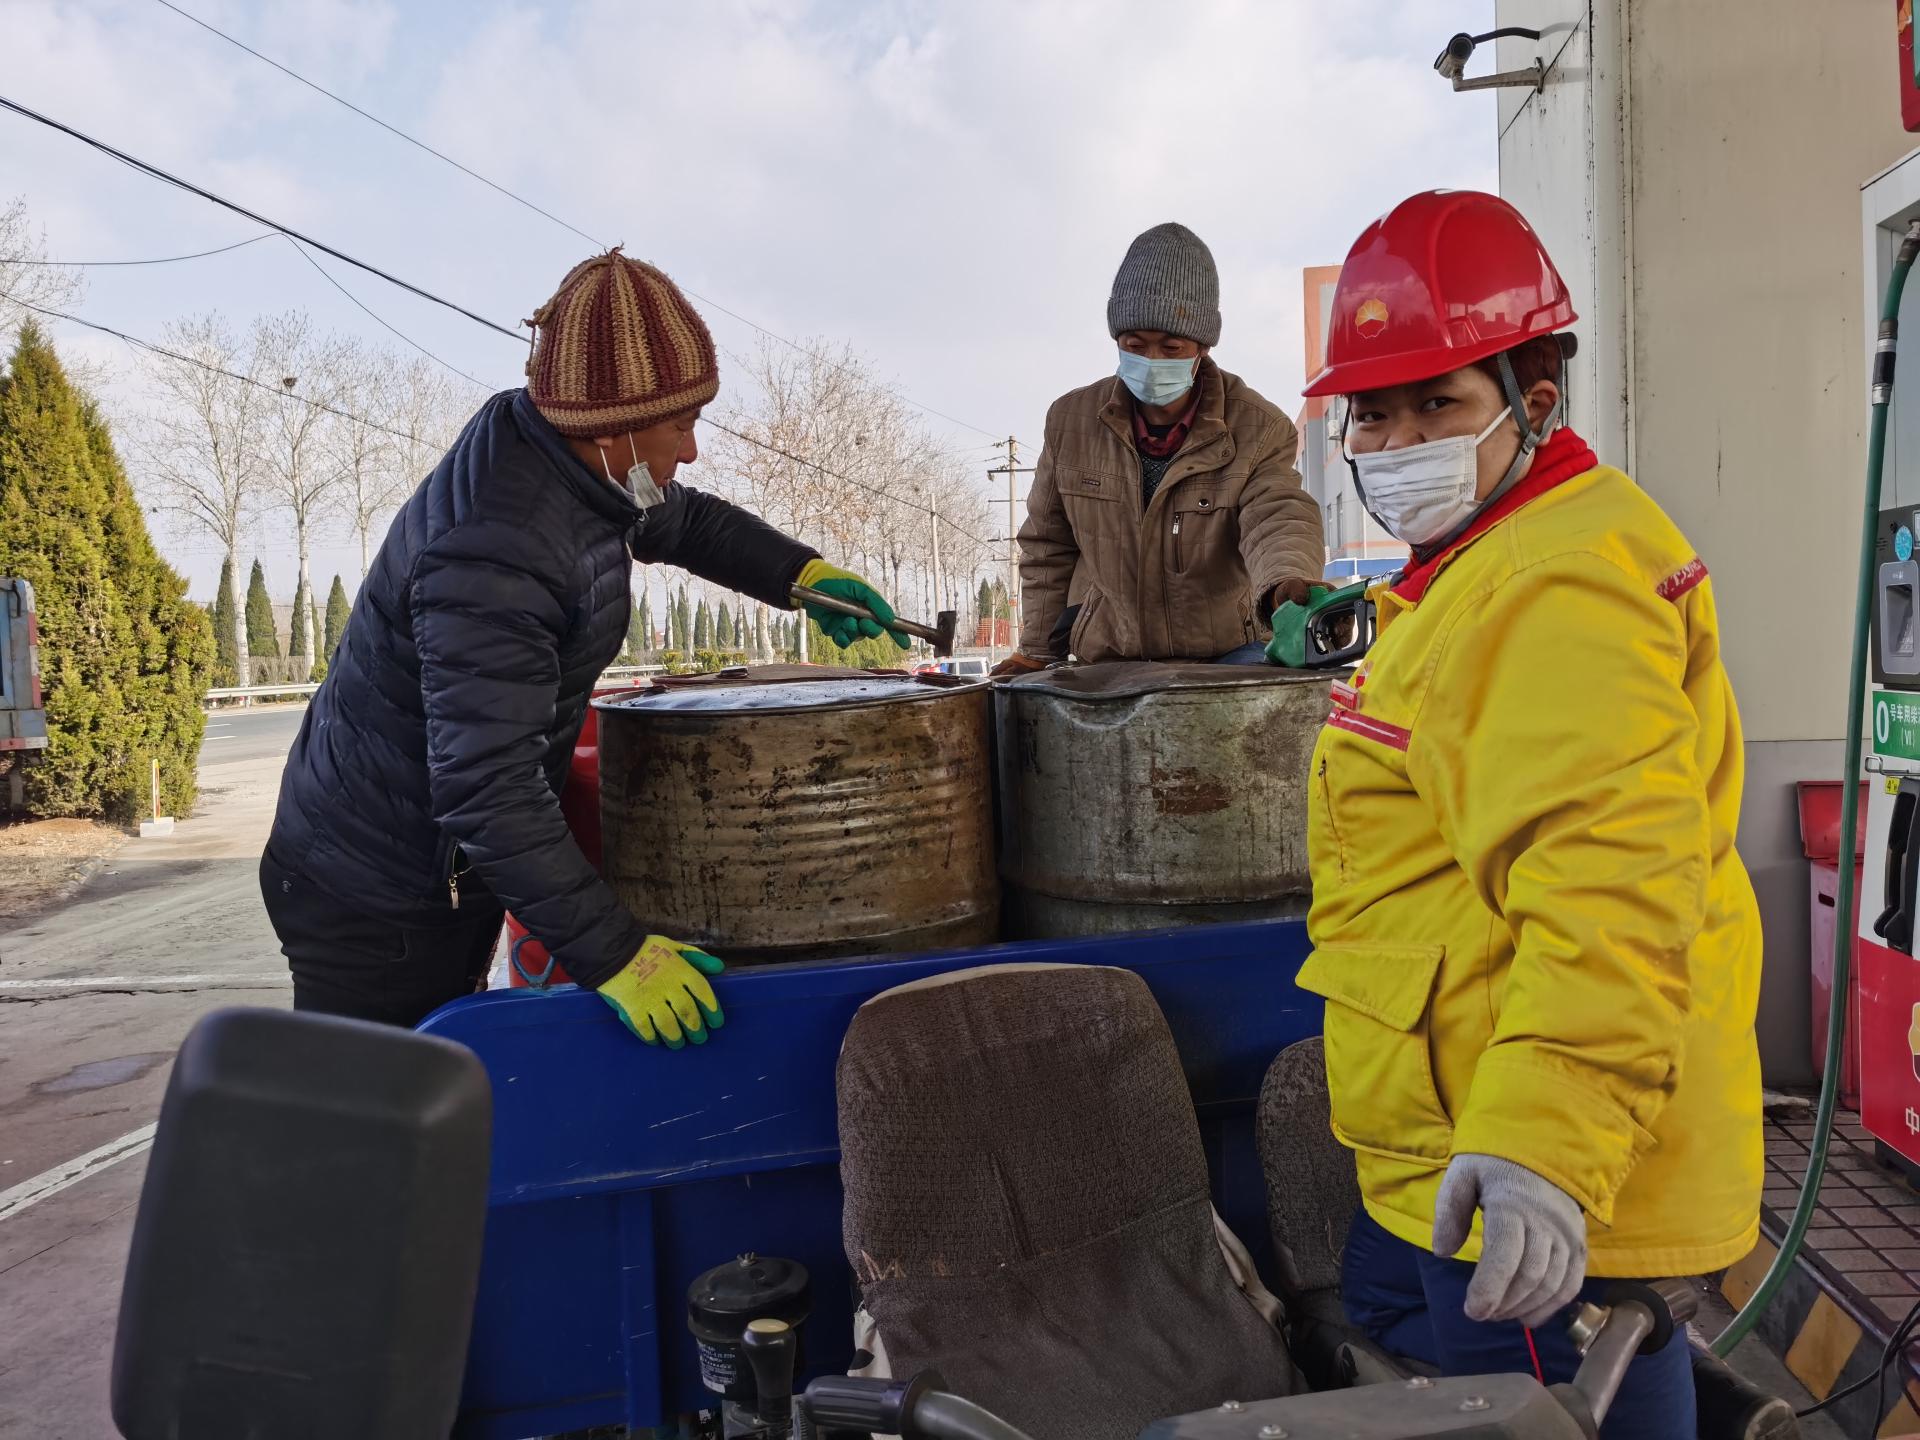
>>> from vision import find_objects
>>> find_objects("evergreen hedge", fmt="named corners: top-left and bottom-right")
top-left (0, 324), bottom-right (215, 820)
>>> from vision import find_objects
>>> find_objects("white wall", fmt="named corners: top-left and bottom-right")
top-left (1494, 1), bottom-right (1632, 467)
top-left (1497, 0), bottom-right (1917, 1082)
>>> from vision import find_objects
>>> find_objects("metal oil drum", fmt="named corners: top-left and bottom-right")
top-left (994, 662), bottom-right (1331, 939)
top-left (595, 666), bottom-right (997, 964)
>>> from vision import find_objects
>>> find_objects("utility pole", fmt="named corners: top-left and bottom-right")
top-left (988, 435), bottom-right (1035, 659)
top-left (927, 485), bottom-right (944, 654)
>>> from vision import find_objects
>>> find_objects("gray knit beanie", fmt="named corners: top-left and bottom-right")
top-left (1107, 222), bottom-right (1221, 347)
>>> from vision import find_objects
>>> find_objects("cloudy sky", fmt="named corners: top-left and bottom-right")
top-left (3, 0), bottom-right (1496, 603)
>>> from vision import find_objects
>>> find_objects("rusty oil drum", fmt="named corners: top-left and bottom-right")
top-left (595, 667), bottom-right (997, 964)
top-left (993, 662), bottom-right (1331, 939)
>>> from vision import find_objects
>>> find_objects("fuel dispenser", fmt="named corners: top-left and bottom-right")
top-left (1857, 156), bottom-right (1920, 1176)
top-left (1857, 505), bottom-right (1920, 1173)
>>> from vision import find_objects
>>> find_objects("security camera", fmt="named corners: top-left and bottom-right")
top-left (1433, 27), bottom-right (1545, 93)
top-left (1434, 32), bottom-right (1476, 82)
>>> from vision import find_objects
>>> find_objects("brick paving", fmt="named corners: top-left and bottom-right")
top-left (1768, 1114), bottom-right (1920, 1332)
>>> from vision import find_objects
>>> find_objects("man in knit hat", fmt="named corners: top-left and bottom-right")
top-left (995, 223), bottom-right (1323, 671)
top-left (263, 250), bottom-right (902, 1045)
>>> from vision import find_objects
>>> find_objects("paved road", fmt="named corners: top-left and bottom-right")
top-left (200, 704), bottom-right (307, 765)
top-left (0, 705), bottom-right (300, 1438)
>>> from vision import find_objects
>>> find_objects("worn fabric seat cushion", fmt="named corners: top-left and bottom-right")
top-left (837, 963), bottom-right (1300, 1440)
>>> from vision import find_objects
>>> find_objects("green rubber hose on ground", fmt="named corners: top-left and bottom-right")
top-left (1713, 219), bottom-right (1920, 1357)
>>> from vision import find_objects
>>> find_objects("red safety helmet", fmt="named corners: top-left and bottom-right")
top-left (1302, 190), bottom-right (1576, 398)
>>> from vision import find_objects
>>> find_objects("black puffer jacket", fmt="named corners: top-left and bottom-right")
top-left (269, 389), bottom-right (814, 987)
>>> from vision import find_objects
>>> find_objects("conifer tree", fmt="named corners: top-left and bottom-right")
top-left (245, 558), bottom-right (280, 659)
top-left (323, 575), bottom-right (351, 659)
top-left (211, 555), bottom-right (238, 685)
top-left (0, 322), bottom-right (215, 817)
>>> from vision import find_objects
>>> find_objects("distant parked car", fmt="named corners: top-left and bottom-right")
top-left (933, 656), bottom-right (991, 679)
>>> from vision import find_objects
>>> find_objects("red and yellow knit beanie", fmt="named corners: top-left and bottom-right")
top-left (525, 249), bottom-right (720, 437)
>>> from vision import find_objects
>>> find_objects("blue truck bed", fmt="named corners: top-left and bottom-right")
top-left (420, 919), bottom-right (1321, 1439)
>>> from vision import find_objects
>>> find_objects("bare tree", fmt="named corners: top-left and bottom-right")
top-left (389, 356), bottom-right (466, 514)
top-left (705, 337), bottom-right (997, 660)
top-left (924, 455), bottom-right (994, 624)
top-left (332, 341), bottom-right (407, 582)
top-left (0, 197), bottom-right (82, 343)
top-left (142, 314), bottom-right (269, 687)
top-left (254, 312), bottom-right (352, 663)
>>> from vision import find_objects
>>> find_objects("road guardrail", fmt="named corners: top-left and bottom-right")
top-left (203, 664), bottom-right (669, 709)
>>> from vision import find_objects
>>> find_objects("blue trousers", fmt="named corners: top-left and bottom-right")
top-left (1341, 1209), bottom-right (1695, 1440)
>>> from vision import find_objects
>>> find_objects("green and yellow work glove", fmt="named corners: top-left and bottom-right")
top-left (1264, 584), bottom-right (1332, 668)
top-left (794, 558), bottom-right (910, 651)
top-left (596, 935), bottom-right (725, 1048)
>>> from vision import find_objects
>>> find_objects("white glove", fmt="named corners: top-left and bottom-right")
top-left (1431, 1153), bottom-right (1588, 1327)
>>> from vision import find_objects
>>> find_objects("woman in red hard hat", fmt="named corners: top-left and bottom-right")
top-left (1296, 190), bottom-right (1762, 1436)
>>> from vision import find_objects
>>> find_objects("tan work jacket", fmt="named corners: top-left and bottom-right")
top-left (1016, 360), bottom-right (1324, 661)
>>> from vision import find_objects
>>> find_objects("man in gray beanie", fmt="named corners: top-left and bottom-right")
top-left (996, 223), bottom-right (1324, 670)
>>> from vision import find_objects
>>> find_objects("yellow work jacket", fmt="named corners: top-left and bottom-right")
top-left (1301, 433), bottom-right (1763, 1278)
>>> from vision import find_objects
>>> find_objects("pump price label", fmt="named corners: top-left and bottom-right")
top-left (1875, 693), bottom-right (1920, 761)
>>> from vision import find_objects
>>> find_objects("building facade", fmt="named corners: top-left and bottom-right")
top-left (1296, 264), bottom-right (1408, 575)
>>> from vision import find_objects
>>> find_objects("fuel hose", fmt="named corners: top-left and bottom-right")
top-left (1713, 218), bottom-right (1920, 1356)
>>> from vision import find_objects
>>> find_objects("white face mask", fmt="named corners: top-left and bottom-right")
top-left (1348, 406), bottom-right (1513, 548)
top-left (600, 434), bottom-right (666, 512)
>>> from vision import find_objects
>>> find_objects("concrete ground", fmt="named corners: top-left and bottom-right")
top-left (0, 705), bottom-right (302, 1439)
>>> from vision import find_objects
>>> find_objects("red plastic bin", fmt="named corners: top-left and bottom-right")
top-left (1800, 780), bottom-right (1868, 1112)
top-left (1809, 859), bottom-right (1863, 1111)
top-left (503, 683), bottom-right (641, 989)
top-left (1797, 779), bottom-right (1868, 862)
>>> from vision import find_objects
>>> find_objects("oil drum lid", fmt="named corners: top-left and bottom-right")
top-left (596, 666), bottom-right (978, 716)
top-left (686, 1253), bottom-right (812, 1338)
top-left (999, 660), bottom-right (1331, 703)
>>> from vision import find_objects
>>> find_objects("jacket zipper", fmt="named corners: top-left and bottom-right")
top-left (1317, 755), bottom-right (1347, 884)
top-left (448, 844), bottom-right (467, 911)
top-left (1172, 512), bottom-right (1184, 572)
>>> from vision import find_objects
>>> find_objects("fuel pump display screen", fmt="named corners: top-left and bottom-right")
top-left (1874, 511), bottom-right (1920, 686)
top-left (1892, 576), bottom-right (1916, 662)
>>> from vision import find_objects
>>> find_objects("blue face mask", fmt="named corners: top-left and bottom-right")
top-left (1116, 349), bottom-right (1198, 407)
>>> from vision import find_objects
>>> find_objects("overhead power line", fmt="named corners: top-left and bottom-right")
top-left (9, 229), bottom-right (498, 398)
top-left (151, 0), bottom-right (602, 252)
top-left (2, 232), bottom-right (277, 267)
top-left (146, 0), bottom-right (1008, 443)
top-left (0, 92), bottom-right (526, 342)
top-left (7, 291), bottom-right (996, 546)
top-left (10, 226), bottom-right (497, 394)
top-left (280, 237), bottom-right (494, 394)
top-left (3, 293), bottom-right (454, 450)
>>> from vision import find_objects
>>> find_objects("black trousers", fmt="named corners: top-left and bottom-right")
top-left (260, 847), bottom-right (505, 1029)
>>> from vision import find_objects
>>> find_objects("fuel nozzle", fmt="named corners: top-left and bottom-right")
top-left (741, 1317), bottom-right (796, 1427)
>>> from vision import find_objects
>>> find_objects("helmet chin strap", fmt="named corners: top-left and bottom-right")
top-left (1341, 349), bottom-right (1567, 562)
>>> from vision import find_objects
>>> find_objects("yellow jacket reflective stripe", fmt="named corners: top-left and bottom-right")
top-left (1303, 456), bottom-right (1763, 1279)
